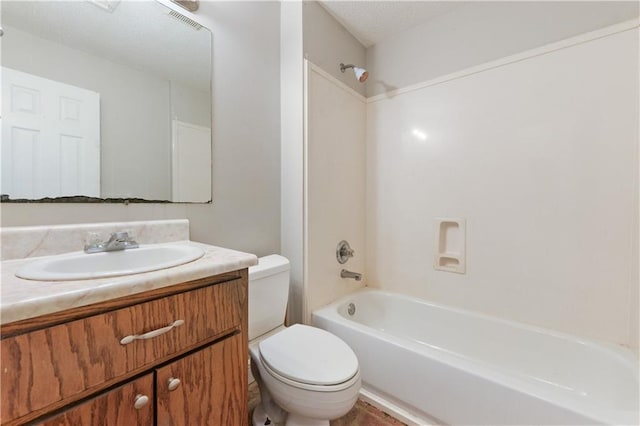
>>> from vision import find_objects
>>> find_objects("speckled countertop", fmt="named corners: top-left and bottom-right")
top-left (0, 220), bottom-right (258, 325)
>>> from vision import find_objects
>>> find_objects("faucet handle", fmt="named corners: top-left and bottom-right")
top-left (84, 230), bottom-right (138, 253)
top-left (110, 231), bottom-right (136, 242)
top-left (336, 240), bottom-right (355, 264)
top-left (84, 232), bottom-right (103, 252)
top-left (120, 231), bottom-right (139, 247)
top-left (85, 232), bottom-right (102, 246)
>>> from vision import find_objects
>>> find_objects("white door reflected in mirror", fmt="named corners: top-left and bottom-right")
top-left (2, 68), bottom-right (100, 199)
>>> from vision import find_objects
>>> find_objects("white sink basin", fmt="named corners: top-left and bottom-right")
top-left (16, 244), bottom-right (205, 281)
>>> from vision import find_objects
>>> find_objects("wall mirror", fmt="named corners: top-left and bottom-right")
top-left (1, 0), bottom-right (212, 203)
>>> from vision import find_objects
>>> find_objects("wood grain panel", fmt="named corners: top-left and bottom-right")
top-left (37, 373), bottom-right (154, 426)
top-left (156, 333), bottom-right (247, 426)
top-left (1, 279), bottom-right (243, 423)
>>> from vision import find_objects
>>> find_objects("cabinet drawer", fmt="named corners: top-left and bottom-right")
top-left (1, 279), bottom-right (243, 422)
top-left (38, 373), bottom-right (154, 426)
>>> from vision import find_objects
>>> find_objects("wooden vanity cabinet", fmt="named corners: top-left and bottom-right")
top-left (0, 270), bottom-right (248, 426)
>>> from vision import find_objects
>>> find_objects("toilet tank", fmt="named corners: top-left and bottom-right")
top-left (249, 255), bottom-right (290, 341)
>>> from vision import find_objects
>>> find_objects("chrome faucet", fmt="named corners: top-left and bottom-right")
top-left (85, 231), bottom-right (139, 254)
top-left (340, 269), bottom-right (362, 281)
top-left (336, 240), bottom-right (355, 264)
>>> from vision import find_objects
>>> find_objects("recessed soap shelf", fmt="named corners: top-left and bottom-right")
top-left (434, 218), bottom-right (466, 274)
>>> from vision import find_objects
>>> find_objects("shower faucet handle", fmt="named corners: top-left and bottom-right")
top-left (336, 240), bottom-right (355, 264)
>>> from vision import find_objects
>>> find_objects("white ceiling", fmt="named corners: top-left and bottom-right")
top-left (2, 1), bottom-right (211, 90)
top-left (318, 1), bottom-right (464, 48)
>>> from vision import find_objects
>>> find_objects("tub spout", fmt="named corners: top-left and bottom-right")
top-left (341, 269), bottom-right (362, 281)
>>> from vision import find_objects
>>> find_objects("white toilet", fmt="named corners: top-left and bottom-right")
top-left (249, 255), bottom-right (361, 426)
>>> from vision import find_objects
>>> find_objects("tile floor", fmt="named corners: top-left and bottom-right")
top-left (248, 382), bottom-right (406, 426)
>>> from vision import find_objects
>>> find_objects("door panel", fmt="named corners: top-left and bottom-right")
top-left (1, 67), bottom-right (100, 199)
top-left (171, 119), bottom-right (211, 202)
top-left (156, 333), bottom-right (246, 426)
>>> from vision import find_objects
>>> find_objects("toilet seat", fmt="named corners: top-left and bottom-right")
top-left (259, 324), bottom-right (359, 391)
top-left (261, 356), bottom-right (360, 392)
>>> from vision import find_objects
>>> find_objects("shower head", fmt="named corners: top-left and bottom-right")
top-left (340, 63), bottom-right (368, 83)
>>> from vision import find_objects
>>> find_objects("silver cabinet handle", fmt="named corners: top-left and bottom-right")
top-left (134, 394), bottom-right (150, 409)
top-left (168, 377), bottom-right (181, 391)
top-left (120, 320), bottom-right (185, 345)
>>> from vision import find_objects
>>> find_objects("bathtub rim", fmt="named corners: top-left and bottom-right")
top-left (315, 287), bottom-right (638, 367)
top-left (312, 287), bottom-right (639, 425)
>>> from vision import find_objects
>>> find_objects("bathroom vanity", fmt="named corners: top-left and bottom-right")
top-left (0, 220), bottom-right (257, 425)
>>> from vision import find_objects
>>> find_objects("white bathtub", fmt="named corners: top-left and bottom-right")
top-left (312, 289), bottom-right (639, 425)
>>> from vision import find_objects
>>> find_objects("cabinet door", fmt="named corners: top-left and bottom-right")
top-left (38, 373), bottom-right (154, 426)
top-left (156, 333), bottom-right (247, 426)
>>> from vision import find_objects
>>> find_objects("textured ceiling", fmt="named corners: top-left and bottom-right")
top-left (318, 1), bottom-right (464, 48)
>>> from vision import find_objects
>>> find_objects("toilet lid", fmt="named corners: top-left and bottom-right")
top-left (259, 324), bottom-right (359, 386)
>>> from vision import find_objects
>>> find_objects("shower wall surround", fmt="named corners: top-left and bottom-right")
top-left (281, 2), bottom-right (368, 324)
top-left (304, 63), bottom-right (366, 322)
top-left (365, 24), bottom-right (639, 350)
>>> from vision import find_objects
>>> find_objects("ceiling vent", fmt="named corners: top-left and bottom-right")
top-left (167, 10), bottom-right (202, 30)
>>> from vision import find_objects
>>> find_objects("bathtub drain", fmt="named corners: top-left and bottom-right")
top-left (347, 303), bottom-right (356, 316)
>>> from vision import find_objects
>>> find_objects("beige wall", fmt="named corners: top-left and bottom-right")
top-left (280, 0), bottom-right (305, 324)
top-left (170, 81), bottom-right (210, 128)
top-left (303, 1), bottom-right (366, 96)
top-left (365, 25), bottom-right (639, 349)
top-left (1, 1), bottom-right (282, 258)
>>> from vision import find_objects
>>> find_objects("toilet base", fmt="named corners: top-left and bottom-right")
top-left (285, 413), bottom-right (330, 426)
top-left (253, 404), bottom-right (331, 426)
top-left (252, 404), bottom-right (273, 426)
